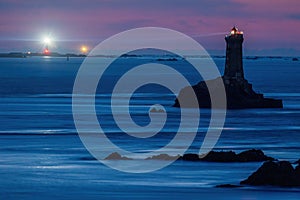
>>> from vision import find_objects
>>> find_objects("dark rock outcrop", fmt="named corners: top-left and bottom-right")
top-left (293, 159), bottom-right (300, 165)
top-left (104, 152), bottom-right (132, 160)
top-left (100, 149), bottom-right (274, 162)
top-left (241, 161), bottom-right (300, 187)
top-left (173, 77), bottom-right (283, 109)
top-left (146, 154), bottom-right (180, 160)
top-left (181, 153), bottom-right (201, 161)
top-left (146, 149), bottom-right (275, 162)
top-left (200, 150), bottom-right (237, 162)
top-left (86, 149), bottom-right (274, 163)
top-left (200, 149), bottom-right (274, 162)
top-left (156, 58), bottom-right (178, 62)
top-left (295, 164), bottom-right (300, 177)
top-left (236, 149), bottom-right (275, 162)
top-left (79, 156), bottom-right (97, 161)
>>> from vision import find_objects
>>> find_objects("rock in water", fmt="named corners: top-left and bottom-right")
top-left (200, 149), bottom-right (274, 162)
top-left (241, 161), bottom-right (300, 187)
top-left (104, 152), bottom-right (132, 160)
top-left (200, 150), bottom-right (237, 162)
top-left (146, 154), bottom-right (180, 160)
top-left (173, 76), bottom-right (283, 109)
top-left (236, 149), bottom-right (275, 162)
top-left (181, 153), bottom-right (201, 161)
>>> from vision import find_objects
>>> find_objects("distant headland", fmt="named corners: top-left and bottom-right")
top-left (0, 52), bottom-right (86, 58)
top-left (0, 51), bottom-right (298, 60)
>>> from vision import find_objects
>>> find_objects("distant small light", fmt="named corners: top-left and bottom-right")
top-left (81, 46), bottom-right (88, 53)
top-left (44, 49), bottom-right (50, 54)
top-left (231, 30), bottom-right (235, 35)
top-left (27, 51), bottom-right (31, 54)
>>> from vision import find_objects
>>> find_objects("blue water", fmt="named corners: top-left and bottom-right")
top-left (0, 56), bottom-right (300, 199)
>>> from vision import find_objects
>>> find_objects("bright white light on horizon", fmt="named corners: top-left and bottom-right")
top-left (43, 37), bottom-right (52, 45)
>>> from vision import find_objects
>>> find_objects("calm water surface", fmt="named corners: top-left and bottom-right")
top-left (0, 56), bottom-right (299, 199)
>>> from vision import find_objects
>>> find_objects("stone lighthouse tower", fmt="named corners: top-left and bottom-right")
top-left (224, 26), bottom-right (244, 81)
top-left (174, 26), bottom-right (283, 109)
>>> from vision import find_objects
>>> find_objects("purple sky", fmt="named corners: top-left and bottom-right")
top-left (1, 0), bottom-right (300, 55)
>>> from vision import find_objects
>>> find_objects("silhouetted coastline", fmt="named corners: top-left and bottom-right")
top-left (0, 52), bottom-right (86, 58)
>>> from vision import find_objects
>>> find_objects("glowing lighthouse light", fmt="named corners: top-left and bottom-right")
top-left (81, 46), bottom-right (88, 53)
top-left (42, 36), bottom-right (52, 55)
top-left (230, 26), bottom-right (243, 35)
top-left (44, 48), bottom-right (50, 54)
top-left (43, 37), bottom-right (52, 45)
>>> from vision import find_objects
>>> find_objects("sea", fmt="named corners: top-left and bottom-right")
top-left (0, 56), bottom-right (300, 199)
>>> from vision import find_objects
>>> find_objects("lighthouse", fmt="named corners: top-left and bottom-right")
top-left (174, 26), bottom-right (283, 109)
top-left (43, 37), bottom-right (51, 55)
top-left (224, 27), bottom-right (244, 81)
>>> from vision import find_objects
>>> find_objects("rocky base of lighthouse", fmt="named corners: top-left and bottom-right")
top-left (173, 76), bottom-right (283, 109)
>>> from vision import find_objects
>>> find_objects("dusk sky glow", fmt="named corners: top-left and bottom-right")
top-left (1, 0), bottom-right (300, 55)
